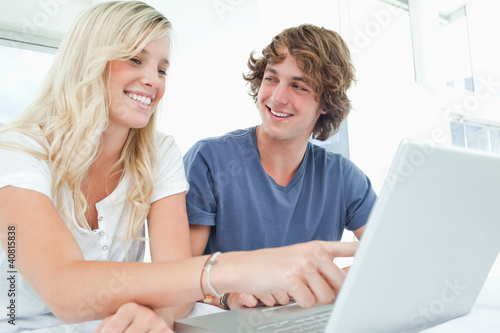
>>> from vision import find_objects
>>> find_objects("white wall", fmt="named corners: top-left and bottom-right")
top-left (147, 0), bottom-right (260, 153)
top-left (149, 0), bottom-right (342, 154)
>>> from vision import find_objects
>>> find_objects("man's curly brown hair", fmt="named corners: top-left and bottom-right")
top-left (243, 24), bottom-right (355, 141)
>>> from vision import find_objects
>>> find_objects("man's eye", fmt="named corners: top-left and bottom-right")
top-left (294, 84), bottom-right (308, 92)
top-left (158, 69), bottom-right (167, 76)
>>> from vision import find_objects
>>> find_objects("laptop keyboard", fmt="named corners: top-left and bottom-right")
top-left (255, 309), bottom-right (330, 332)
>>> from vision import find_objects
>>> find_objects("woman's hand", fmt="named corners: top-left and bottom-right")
top-left (214, 240), bottom-right (358, 309)
top-left (95, 303), bottom-right (171, 333)
top-left (226, 245), bottom-right (355, 310)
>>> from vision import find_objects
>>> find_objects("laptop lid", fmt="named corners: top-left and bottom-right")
top-left (175, 139), bottom-right (500, 333)
top-left (326, 139), bottom-right (500, 332)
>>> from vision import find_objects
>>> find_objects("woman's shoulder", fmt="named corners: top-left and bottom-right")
top-left (155, 131), bottom-right (179, 152)
top-left (154, 131), bottom-right (184, 165)
top-left (0, 125), bottom-right (47, 154)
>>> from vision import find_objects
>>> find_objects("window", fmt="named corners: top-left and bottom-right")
top-left (440, 5), bottom-right (474, 91)
top-left (0, 42), bottom-right (55, 125)
top-left (450, 117), bottom-right (500, 154)
top-left (380, 0), bottom-right (474, 91)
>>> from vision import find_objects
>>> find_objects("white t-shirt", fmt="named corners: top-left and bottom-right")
top-left (0, 129), bottom-right (189, 332)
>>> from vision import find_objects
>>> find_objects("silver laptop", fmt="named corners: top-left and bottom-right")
top-left (175, 139), bottom-right (500, 333)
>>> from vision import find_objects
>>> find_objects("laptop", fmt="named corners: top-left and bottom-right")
top-left (175, 139), bottom-right (500, 333)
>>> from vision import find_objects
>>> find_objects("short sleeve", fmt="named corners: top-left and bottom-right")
top-left (150, 133), bottom-right (190, 203)
top-left (183, 141), bottom-right (217, 226)
top-left (342, 158), bottom-right (377, 231)
top-left (0, 132), bottom-right (53, 200)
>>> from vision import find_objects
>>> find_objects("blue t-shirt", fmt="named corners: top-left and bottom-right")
top-left (184, 127), bottom-right (377, 253)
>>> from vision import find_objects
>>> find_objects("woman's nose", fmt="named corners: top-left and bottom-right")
top-left (140, 66), bottom-right (160, 88)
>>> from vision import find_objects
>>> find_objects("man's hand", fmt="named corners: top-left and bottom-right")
top-left (226, 292), bottom-right (291, 309)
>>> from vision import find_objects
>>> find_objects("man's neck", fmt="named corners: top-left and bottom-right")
top-left (256, 126), bottom-right (309, 187)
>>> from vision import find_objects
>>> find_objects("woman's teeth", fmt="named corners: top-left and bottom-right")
top-left (126, 92), bottom-right (152, 106)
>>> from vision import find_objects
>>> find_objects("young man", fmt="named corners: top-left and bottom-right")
top-left (184, 24), bottom-right (377, 309)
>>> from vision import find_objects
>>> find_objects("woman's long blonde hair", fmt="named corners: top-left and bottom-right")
top-left (0, 1), bottom-right (172, 239)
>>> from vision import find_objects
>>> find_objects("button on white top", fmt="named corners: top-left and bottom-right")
top-left (98, 216), bottom-right (103, 221)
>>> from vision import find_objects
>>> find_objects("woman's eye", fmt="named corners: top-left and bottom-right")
top-left (158, 69), bottom-right (167, 76)
top-left (129, 58), bottom-right (141, 64)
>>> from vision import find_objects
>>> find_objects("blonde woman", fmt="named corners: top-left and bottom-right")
top-left (0, 1), bottom-right (357, 332)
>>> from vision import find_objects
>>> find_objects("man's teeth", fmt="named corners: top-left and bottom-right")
top-left (126, 92), bottom-right (152, 106)
top-left (270, 108), bottom-right (292, 118)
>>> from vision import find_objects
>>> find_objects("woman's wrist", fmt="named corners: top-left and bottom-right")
top-left (207, 252), bottom-right (245, 296)
top-left (200, 252), bottom-right (223, 303)
top-left (201, 251), bottom-right (248, 302)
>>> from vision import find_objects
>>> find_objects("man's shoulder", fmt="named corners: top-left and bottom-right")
top-left (309, 142), bottom-right (347, 164)
top-left (202, 127), bottom-right (253, 143)
top-left (184, 127), bottom-right (257, 164)
top-left (191, 127), bottom-right (255, 151)
top-left (308, 143), bottom-right (369, 182)
top-left (308, 142), bottom-right (365, 175)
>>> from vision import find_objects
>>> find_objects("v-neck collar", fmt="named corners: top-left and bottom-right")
top-left (250, 126), bottom-right (309, 193)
